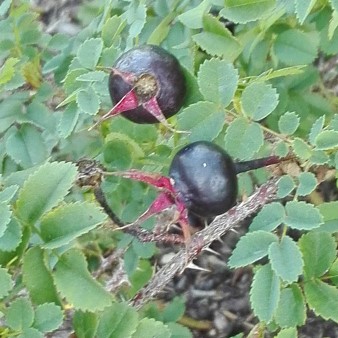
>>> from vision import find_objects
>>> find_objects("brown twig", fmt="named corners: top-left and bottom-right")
top-left (130, 178), bottom-right (279, 309)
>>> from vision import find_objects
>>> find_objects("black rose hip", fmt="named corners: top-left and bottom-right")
top-left (90, 44), bottom-right (186, 129)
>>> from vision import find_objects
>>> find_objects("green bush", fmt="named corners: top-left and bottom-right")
top-left (0, 0), bottom-right (337, 337)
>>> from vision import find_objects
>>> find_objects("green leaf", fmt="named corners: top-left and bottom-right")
top-left (330, 259), bottom-right (338, 286)
top-left (102, 16), bottom-right (126, 47)
top-left (0, 217), bottom-right (22, 252)
top-left (221, 0), bottom-right (276, 23)
top-left (76, 71), bottom-right (106, 82)
top-left (273, 29), bottom-right (318, 66)
top-left (259, 66), bottom-right (305, 81)
top-left (197, 58), bottom-right (238, 107)
top-left (249, 202), bottom-right (285, 232)
top-left (77, 38), bottom-right (103, 69)
top-left (54, 249), bottom-right (112, 311)
top-left (5, 298), bottom-right (34, 330)
top-left (132, 318), bottom-right (171, 338)
top-left (73, 311), bottom-right (98, 338)
top-left (147, 13), bottom-right (175, 45)
top-left (132, 240), bottom-right (156, 259)
top-left (296, 172), bottom-right (317, 196)
top-left (0, 202), bottom-right (11, 238)
top-left (96, 302), bottom-right (138, 338)
top-left (58, 102), bottom-right (79, 138)
top-left (76, 87), bottom-right (101, 115)
top-left (177, 101), bottom-right (225, 142)
top-left (192, 24), bottom-right (242, 62)
top-left (250, 264), bottom-right (280, 323)
top-left (33, 303), bottom-right (63, 333)
top-left (315, 130), bottom-right (338, 150)
top-left (15, 161), bottom-right (78, 225)
top-left (178, 0), bottom-right (211, 29)
top-left (224, 118), bottom-right (264, 160)
top-left (295, 0), bottom-right (317, 24)
top-left (299, 232), bottom-right (336, 279)
top-left (5, 124), bottom-right (48, 168)
top-left (292, 138), bottom-right (312, 160)
top-left (18, 328), bottom-right (44, 338)
top-left (0, 185), bottom-right (19, 203)
top-left (318, 201), bottom-right (338, 222)
top-left (165, 322), bottom-right (192, 338)
top-left (0, 57), bottom-right (19, 85)
top-left (278, 112), bottom-right (300, 135)
top-left (329, 10), bottom-right (338, 40)
top-left (285, 201), bottom-right (323, 230)
top-left (275, 327), bottom-right (298, 338)
top-left (162, 297), bottom-right (185, 323)
top-left (22, 247), bottom-right (60, 305)
top-left (304, 279), bottom-right (338, 322)
top-left (228, 231), bottom-right (278, 268)
top-left (123, 2), bottom-right (147, 39)
top-left (275, 141), bottom-right (289, 157)
top-left (268, 236), bottom-right (304, 283)
top-left (275, 285), bottom-right (306, 328)
top-left (241, 82), bottom-right (279, 121)
top-left (0, 267), bottom-right (13, 299)
top-left (309, 110), bottom-right (328, 135)
top-left (0, 0), bottom-right (11, 16)
top-left (41, 202), bottom-right (107, 249)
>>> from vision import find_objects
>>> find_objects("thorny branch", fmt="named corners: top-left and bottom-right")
top-left (130, 178), bottom-right (279, 309)
top-left (76, 159), bottom-right (279, 309)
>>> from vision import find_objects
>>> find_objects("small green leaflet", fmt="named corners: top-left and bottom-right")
top-left (315, 130), bottom-right (338, 150)
top-left (76, 87), bottom-right (101, 115)
top-left (292, 138), bottom-right (312, 160)
top-left (0, 217), bottom-right (22, 252)
top-left (275, 327), bottom-right (297, 338)
top-left (15, 161), bottom-right (78, 225)
top-left (250, 264), bottom-right (280, 323)
top-left (5, 124), bottom-right (48, 169)
top-left (0, 267), bottom-right (13, 299)
top-left (0, 57), bottom-right (19, 85)
top-left (197, 58), bottom-right (238, 107)
top-left (22, 247), bottom-right (60, 305)
top-left (295, 0), bottom-right (317, 24)
top-left (177, 101), bottom-right (225, 142)
top-left (278, 112), bottom-right (300, 135)
top-left (224, 118), bottom-right (264, 160)
top-left (77, 38), bottom-right (103, 69)
top-left (296, 172), bottom-right (317, 196)
top-left (285, 201), bottom-right (323, 230)
top-left (304, 280), bottom-right (338, 322)
top-left (299, 232), bottom-right (336, 279)
top-left (5, 298), bottom-right (35, 331)
top-left (249, 202), bottom-right (285, 232)
top-left (268, 235), bottom-right (304, 283)
top-left (273, 29), bottom-right (319, 66)
top-left (53, 249), bottom-right (112, 311)
top-left (178, 0), bottom-right (211, 29)
top-left (96, 302), bottom-right (138, 338)
top-left (0, 202), bottom-right (11, 238)
top-left (131, 318), bottom-right (171, 338)
top-left (40, 202), bottom-right (107, 249)
top-left (309, 116), bottom-right (325, 145)
top-left (221, 0), bottom-right (276, 24)
top-left (102, 16), bottom-right (126, 47)
top-left (33, 303), bottom-right (63, 333)
top-left (275, 285), bottom-right (306, 328)
top-left (58, 102), bottom-right (79, 138)
top-left (241, 82), bottom-right (279, 121)
top-left (228, 231), bottom-right (278, 268)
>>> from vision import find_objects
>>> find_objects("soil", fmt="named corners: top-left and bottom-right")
top-left (25, 2), bottom-right (338, 337)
